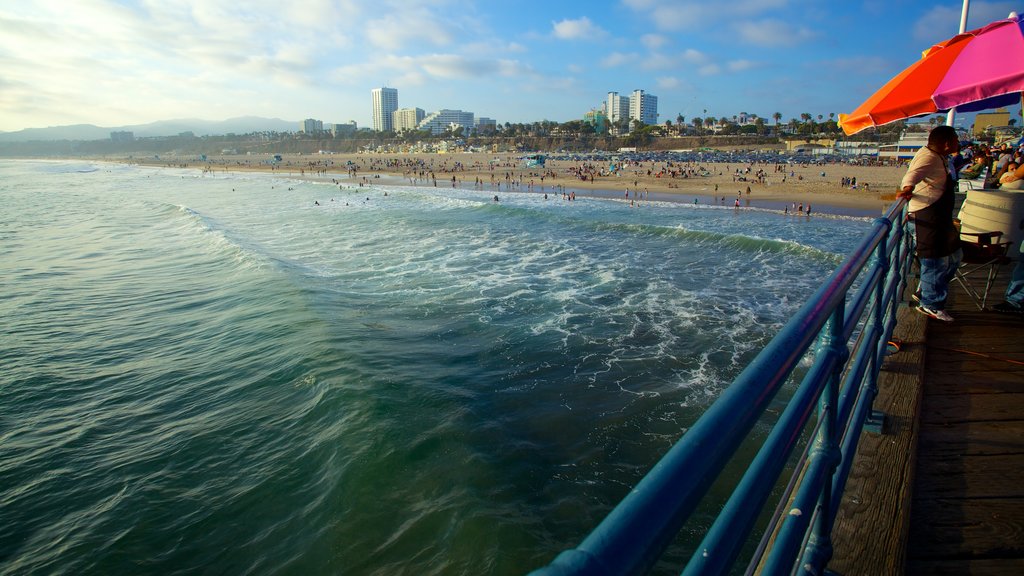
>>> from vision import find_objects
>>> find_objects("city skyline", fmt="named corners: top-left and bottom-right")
top-left (2, 1), bottom-right (1023, 134)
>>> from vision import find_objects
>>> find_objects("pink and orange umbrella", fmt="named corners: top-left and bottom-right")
top-left (838, 13), bottom-right (1024, 135)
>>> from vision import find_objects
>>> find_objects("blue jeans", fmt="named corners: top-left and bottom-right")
top-left (919, 248), bottom-right (962, 310)
top-left (1005, 243), bottom-right (1024, 307)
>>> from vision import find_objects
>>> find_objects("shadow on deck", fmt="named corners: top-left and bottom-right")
top-left (829, 263), bottom-right (1024, 575)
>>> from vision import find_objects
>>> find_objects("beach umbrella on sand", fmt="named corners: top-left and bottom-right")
top-left (838, 12), bottom-right (1024, 135)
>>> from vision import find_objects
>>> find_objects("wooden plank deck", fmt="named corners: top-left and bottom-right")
top-left (906, 269), bottom-right (1024, 575)
top-left (830, 263), bottom-right (1024, 575)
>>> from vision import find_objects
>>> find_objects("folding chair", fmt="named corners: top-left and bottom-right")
top-left (955, 230), bottom-right (1013, 309)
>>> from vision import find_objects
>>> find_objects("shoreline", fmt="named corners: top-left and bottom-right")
top-left (118, 152), bottom-right (904, 217)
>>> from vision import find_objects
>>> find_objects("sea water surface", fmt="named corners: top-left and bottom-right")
top-left (0, 159), bottom-right (871, 575)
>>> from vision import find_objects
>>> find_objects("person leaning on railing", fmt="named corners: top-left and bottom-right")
top-left (898, 125), bottom-right (963, 323)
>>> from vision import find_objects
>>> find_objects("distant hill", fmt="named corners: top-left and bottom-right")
top-left (0, 116), bottom-right (300, 142)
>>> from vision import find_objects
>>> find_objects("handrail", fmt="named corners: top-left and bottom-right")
top-left (530, 198), bottom-right (913, 576)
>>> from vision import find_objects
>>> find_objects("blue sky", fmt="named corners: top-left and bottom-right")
top-left (1, 0), bottom-right (1021, 132)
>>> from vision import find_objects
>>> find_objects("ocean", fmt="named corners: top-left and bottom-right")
top-left (0, 159), bottom-right (872, 575)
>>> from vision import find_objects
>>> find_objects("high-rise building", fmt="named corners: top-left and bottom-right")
top-left (301, 118), bottom-right (323, 133)
top-left (605, 92), bottom-right (630, 126)
top-left (475, 117), bottom-right (497, 134)
top-left (417, 109), bottom-right (475, 135)
top-left (371, 87), bottom-right (399, 132)
top-left (393, 107), bottom-right (425, 132)
top-left (630, 89), bottom-right (658, 126)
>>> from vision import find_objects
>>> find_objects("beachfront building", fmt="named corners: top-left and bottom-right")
top-left (973, 108), bottom-right (1012, 136)
top-left (605, 92), bottom-right (630, 125)
top-left (629, 89), bottom-right (658, 126)
top-left (301, 118), bottom-right (324, 134)
top-left (371, 87), bottom-right (399, 132)
top-left (583, 109), bottom-right (608, 134)
top-left (475, 117), bottom-right (497, 134)
top-left (418, 109), bottom-right (475, 135)
top-left (878, 131), bottom-right (928, 160)
top-left (332, 122), bottom-right (357, 137)
top-left (393, 107), bottom-right (425, 133)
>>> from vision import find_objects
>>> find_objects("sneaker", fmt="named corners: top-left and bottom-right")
top-left (910, 291), bottom-right (921, 304)
top-left (916, 305), bottom-right (954, 322)
top-left (992, 301), bottom-right (1024, 314)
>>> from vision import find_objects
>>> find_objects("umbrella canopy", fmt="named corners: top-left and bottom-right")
top-left (838, 13), bottom-right (1024, 135)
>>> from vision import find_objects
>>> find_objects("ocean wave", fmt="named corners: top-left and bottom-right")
top-left (586, 220), bottom-right (845, 264)
top-left (155, 203), bottom-right (270, 273)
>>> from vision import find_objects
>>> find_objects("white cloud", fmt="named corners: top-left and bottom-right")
top-left (622, 0), bottom-right (792, 32)
top-left (365, 12), bottom-right (456, 48)
top-left (642, 52), bottom-right (677, 70)
top-left (824, 55), bottom-right (892, 77)
top-left (912, 2), bottom-right (1018, 42)
top-left (657, 76), bottom-right (681, 89)
top-left (552, 16), bottom-right (606, 40)
top-left (734, 19), bottom-right (816, 47)
top-left (641, 33), bottom-right (669, 49)
top-left (601, 51), bottom-right (638, 67)
top-left (460, 40), bottom-right (530, 57)
top-left (728, 59), bottom-right (757, 72)
top-left (331, 53), bottom-right (533, 85)
top-left (699, 64), bottom-right (721, 76)
top-left (682, 49), bottom-right (710, 64)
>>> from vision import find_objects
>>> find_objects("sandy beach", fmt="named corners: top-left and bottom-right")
top-left (129, 152), bottom-right (907, 216)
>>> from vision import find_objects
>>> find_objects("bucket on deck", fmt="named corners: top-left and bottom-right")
top-left (957, 189), bottom-right (1024, 258)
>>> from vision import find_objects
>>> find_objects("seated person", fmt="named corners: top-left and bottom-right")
top-left (958, 155), bottom-right (990, 180)
top-left (1000, 162), bottom-right (1019, 184)
top-left (999, 161), bottom-right (1024, 190)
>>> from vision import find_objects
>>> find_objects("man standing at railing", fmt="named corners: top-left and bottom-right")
top-left (898, 125), bottom-right (963, 322)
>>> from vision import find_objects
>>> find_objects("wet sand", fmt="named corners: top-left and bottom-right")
top-left (129, 152), bottom-right (906, 216)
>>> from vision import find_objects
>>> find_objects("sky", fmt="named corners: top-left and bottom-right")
top-left (1, 0), bottom-right (1022, 133)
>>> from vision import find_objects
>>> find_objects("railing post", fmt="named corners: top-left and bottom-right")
top-left (802, 302), bottom-right (846, 572)
top-left (866, 217), bottom-right (895, 433)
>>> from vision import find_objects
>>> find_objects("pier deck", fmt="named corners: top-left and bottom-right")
top-left (906, 272), bottom-right (1024, 575)
top-left (831, 265), bottom-right (1024, 575)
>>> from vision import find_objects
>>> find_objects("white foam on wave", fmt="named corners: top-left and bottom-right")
top-left (166, 204), bottom-right (270, 273)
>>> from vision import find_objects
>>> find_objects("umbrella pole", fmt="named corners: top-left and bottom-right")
top-left (946, 0), bottom-right (971, 127)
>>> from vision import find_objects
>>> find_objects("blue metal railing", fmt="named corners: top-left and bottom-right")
top-left (531, 199), bottom-right (914, 576)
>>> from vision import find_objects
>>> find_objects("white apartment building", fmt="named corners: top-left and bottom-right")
top-left (371, 87), bottom-right (399, 132)
top-left (392, 107), bottom-right (425, 132)
top-left (629, 89), bottom-right (658, 126)
top-left (301, 118), bottom-right (323, 133)
top-left (418, 109), bottom-right (475, 135)
top-left (605, 92), bottom-right (630, 125)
